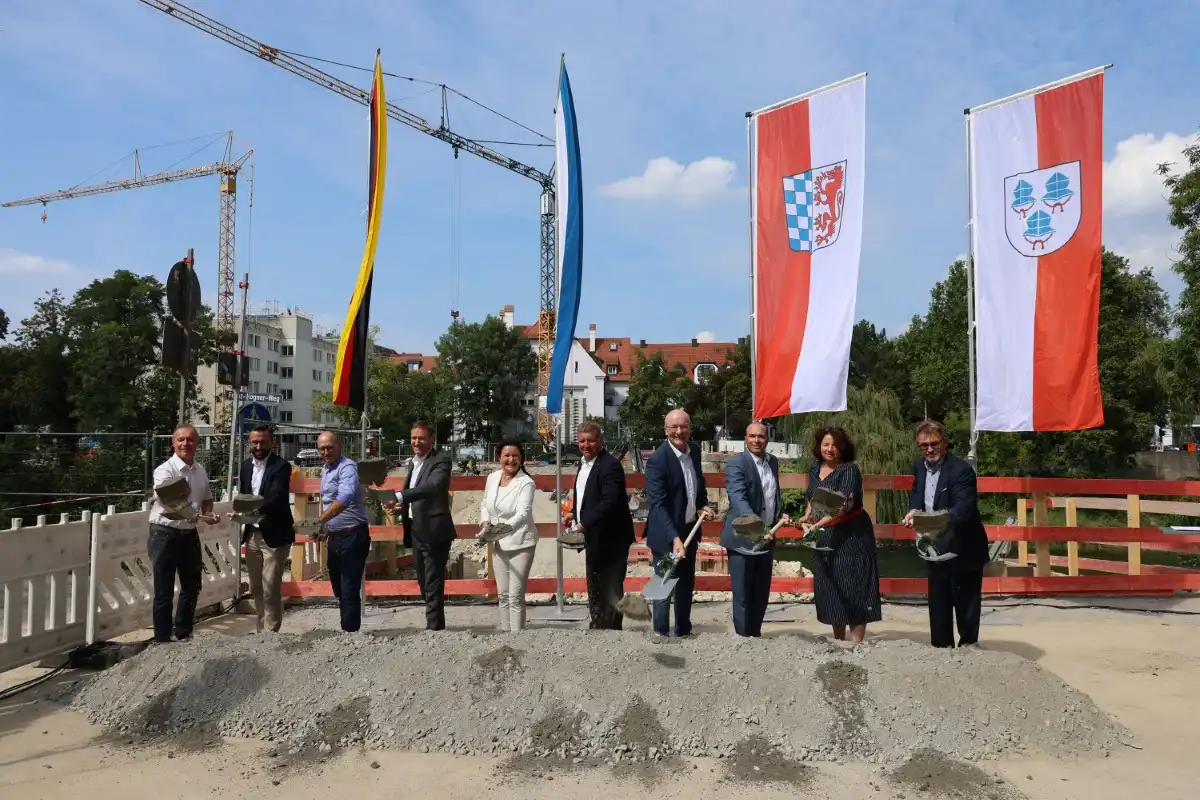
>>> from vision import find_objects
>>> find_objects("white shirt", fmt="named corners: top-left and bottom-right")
top-left (408, 454), bottom-right (426, 488)
top-left (480, 470), bottom-right (538, 551)
top-left (148, 454), bottom-right (213, 530)
top-left (671, 442), bottom-right (697, 524)
top-left (574, 457), bottom-right (595, 518)
top-left (251, 456), bottom-right (267, 496)
top-left (750, 451), bottom-right (777, 523)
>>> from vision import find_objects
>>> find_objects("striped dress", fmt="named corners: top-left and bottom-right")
top-left (807, 461), bottom-right (882, 626)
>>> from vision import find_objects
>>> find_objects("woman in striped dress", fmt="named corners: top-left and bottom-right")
top-left (800, 426), bottom-right (882, 643)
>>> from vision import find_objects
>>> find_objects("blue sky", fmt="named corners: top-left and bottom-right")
top-left (2, 1), bottom-right (1196, 353)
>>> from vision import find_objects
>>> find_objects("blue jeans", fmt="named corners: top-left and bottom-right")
top-left (326, 525), bottom-right (370, 632)
top-left (651, 546), bottom-right (697, 636)
top-left (728, 548), bottom-right (773, 637)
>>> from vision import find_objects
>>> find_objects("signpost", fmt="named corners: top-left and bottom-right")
top-left (163, 249), bottom-right (200, 427)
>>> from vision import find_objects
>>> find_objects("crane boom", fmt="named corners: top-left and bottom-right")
top-left (1, 161), bottom-right (233, 207)
top-left (138, 0), bottom-right (561, 444)
top-left (136, 0), bottom-right (551, 186)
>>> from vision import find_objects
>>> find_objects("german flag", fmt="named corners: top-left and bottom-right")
top-left (332, 50), bottom-right (388, 411)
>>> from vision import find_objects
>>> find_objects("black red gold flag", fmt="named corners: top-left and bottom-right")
top-left (332, 50), bottom-right (388, 411)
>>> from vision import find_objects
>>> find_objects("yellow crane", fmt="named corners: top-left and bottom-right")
top-left (2, 131), bottom-right (253, 428)
top-left (135, 0), bottom-right (559, 444)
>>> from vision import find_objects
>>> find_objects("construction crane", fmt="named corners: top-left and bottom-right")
top-left (2, 131), bottom-right (253, 428)
top-left (135, 0), bottom-right (559, 444)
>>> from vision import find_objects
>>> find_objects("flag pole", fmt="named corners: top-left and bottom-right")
top-left (746, 111), bottom-right (757, 420)
top-left (964, 108), bottom-right (979, 467)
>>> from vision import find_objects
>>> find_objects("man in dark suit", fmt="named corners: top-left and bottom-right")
top-left (645, 409), bottom-right (713, 637)
top-left (903, 420), bottom-right (990, 648)
top-left (564, 421), bottom-right (635, 630)
top-left (237, 423), bottom-right (295, 633)
top-left (384, 421), bottom-right (456, 630)
top-left (721, 422), bottom-right (788, 637)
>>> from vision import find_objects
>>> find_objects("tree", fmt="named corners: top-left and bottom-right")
top-left (682, 337), bottom-right (751, 440)
top-left (1159, 130), bottom-right (1200, 439)
top-left (893, 260), bottom-right (971, 423)
top-left (849, 321), bottom-right (908, 398)
top-left (0, 309), bottom-right (8, 340)
top-left (312, 355), bottom-right (452, 443)
top-left (432, 316), bottom-right (536, 441)
top-left (618, 350), bottom-right (690, 439)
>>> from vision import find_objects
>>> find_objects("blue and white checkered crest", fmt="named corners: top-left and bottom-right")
top-left (783, 160), bottom-right (847, 253)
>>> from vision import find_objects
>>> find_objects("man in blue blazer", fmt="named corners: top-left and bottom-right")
top-left (645, 409), bottom-right (713, 637)
top-left (903, 420), bottom-right (990, 648)
top-left (721, 422), bottom-right (789, 637)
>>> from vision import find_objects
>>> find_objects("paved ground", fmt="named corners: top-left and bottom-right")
top-left (3, 596), bottom-right (1199, 799)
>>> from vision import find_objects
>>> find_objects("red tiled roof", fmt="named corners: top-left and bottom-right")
top-left (391, 353), bottom-right (438, 372)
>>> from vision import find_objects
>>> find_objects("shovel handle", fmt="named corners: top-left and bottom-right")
top-left (679, 515), bottom-right (706, 552)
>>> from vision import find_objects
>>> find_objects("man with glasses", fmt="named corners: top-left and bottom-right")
top-left (903, 420), bottom-right (989, 648)
top-left (645, 409), bottom-right (714, 637)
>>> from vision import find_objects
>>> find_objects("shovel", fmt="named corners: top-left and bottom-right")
top-left (476, 521), bottom-right (515, 543)
top-left (729, 515), bottom-right (789, 556)
top-left (910, 510), bottom-right (957, 562)
top-left (640, 516), bottom-right (707, 603)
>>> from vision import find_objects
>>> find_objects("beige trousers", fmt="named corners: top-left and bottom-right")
top-left (245, 529), bottom-right (289, 632)
top-left (494, 546), bottom-right (536, 632)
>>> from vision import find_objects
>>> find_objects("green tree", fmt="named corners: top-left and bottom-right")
top-left (893, 260), bottom-right (970, 423)
top-left (0, 308), bottom-right (8, 340)
top-left (849, 320), bottom-right (908, 398)
top-left (432, 316), bottom-right (536, 441)
top-left (312, 355), bottom-right (452, 443)
top-left (10, 291), bottom-right (74, 431)
top-left (1159, 130), bottom-right (1200, 439)
top-left (618, 350), bottom-right (689, 439)
top-left (682, 337), bottom-right (751, 440)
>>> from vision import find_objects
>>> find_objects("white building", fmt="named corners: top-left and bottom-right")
top-left (196, 306), bottom-right (345, 435)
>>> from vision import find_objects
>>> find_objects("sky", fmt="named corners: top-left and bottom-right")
top-left (1, 0), bottom-right (1197, 353)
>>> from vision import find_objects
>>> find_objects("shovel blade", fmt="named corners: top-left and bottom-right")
top-left (641, 574), bottom-right (678, 602)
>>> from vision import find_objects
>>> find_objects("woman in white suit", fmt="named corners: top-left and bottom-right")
top-left (479, 439), bottom-right (538, 632)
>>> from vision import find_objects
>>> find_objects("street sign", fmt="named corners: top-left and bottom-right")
top-left (166, 259), bottom-right (201, 324)
top-left (225, 390), bottom-right (282, 404)
top-left (240, 403), bottom-right (272, 422)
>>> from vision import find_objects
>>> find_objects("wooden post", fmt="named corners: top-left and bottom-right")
top-left (1065, 498), bottom-right (1080, 576)
top-left (290, 492), bottom-right (309, 582)
top-left (862, 489), bottom-right (878, 521)
top-left (1016, 497), bottom-right (1029, 566)
top-left (1032, 492), bottom-right (1051, 577)
top-left (1127, 493), bottom-right (1142, 576)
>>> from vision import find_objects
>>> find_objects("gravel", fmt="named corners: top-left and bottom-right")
top-left (67, 628), bottom-right (1128, 776)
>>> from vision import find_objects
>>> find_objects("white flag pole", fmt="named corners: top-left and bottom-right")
top-left (746, 111), bottom-right (757, 417)
top-left (964, 108), bottom-right (979, 467)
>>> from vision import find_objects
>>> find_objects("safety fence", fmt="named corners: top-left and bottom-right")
top-left (0, 502), bottom-right (239, 674)
top-left (282, 472), bottom-right (1200, 599)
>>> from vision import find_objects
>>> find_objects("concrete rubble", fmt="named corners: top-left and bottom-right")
top-left (67, 629), bottom-right (1128, 770)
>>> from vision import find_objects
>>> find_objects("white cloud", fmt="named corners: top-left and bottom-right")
top-left (1104, 132), bottom-right (1192, 217)
top-left (693, 330), bottom-right (716, 344)
top-left (0, 247), bottom-right (82, 277)
top-left (600, 157), bottom-right (738, 207)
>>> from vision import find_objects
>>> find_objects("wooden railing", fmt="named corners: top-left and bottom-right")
top-left (281, 473), bottom-right (1200, 599)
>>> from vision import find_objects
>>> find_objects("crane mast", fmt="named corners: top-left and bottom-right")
top-left (3, 131), bottom-right (253, 429)
top-left (137, 0), bottom-right (560, 444)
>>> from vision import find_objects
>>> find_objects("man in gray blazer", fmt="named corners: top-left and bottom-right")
top-left (383, 421), bottom-right (456, 630)
top-left (721, 422), bottom-right (787, 637)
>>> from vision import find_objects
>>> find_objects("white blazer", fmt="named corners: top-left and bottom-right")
top-left (480, 469), bottom-right (538, 551)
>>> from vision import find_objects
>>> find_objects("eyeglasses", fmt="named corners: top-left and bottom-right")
top-left (666, 425), bottom-right (690, 431)
top-left (917, 441), bottom-right (944, 451)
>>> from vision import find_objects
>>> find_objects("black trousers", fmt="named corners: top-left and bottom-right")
top-left (585, 541), bottom-right (631, 630)
top-left (412, 539), bottom-right (452, 631)
top-left (728, 548), bottom-right (773, 637)
top-left (927, 563), bottom-right (983, 648)
top-left (651, 541), bottom-right (699, 636)
top-left (327, 525), bottom-right (370, 632)
top-left (147, 524), bottom-right (203, 642)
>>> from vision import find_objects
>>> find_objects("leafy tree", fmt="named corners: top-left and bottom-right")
top-left (893, 260), bottom-right (970, 423)
top-left (1159, 130), bottom-right (1200, 440)
top-left (432, 316), bottom-right (536, 441)
top-left (682, 337), bottom-right (751, 440)
top-left (0, 308), bottom-right (8, 340)
top-left (10, 291), bottom-right (74, 431)
top-left (312, 354), bottom-right (452, 443)
top-left (618, 350), bottom-right (689, 439)
top-left (849, 321), bottom-right (908, 398)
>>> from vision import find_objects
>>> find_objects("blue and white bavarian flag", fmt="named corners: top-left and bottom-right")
top-left (547, 55), bottom-right (583, 416)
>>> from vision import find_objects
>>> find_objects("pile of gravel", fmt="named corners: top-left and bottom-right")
top-left (68, 630), bottom-right (1128, 769)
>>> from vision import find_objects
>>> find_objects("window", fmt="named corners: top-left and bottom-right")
top-left (280, 410), bottom-right (293, 422)
top-left (406, 360), bottom-right (421, 371)
top-left (281, 344), bottom-right (294, 357)
top-left (280, 367), bottom-right (293, 379)
top-left (326, 352), bottom-right (334, 364)
top-left (247, 333), bottom-right (261, 348)
top-left (281, 389), bottom-right (293, 401)
top-left (609, 343), bottom-right (618, 351)
top-left (313, 369), bottom-right (322, 381)
top-left (607, 365), bottom-right (619, 376)
top-left (250, 357), bottom-right (261, 371)
top-left (267, 338), bottom-right (280, 353)
top-left (313, 349), bottom-right (321, 361)
top-left (252, 381), bottom-right (260, 392)
top-left (266, 360), bottom-right (278, 374)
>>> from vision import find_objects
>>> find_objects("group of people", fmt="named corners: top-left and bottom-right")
top-left (145, 415), bottom-right (989, 650)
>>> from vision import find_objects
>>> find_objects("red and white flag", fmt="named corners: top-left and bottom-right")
top-left (751, 74), bottom-right (866, 419)
top-left (970, 69), bottom-right (1106, 432)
